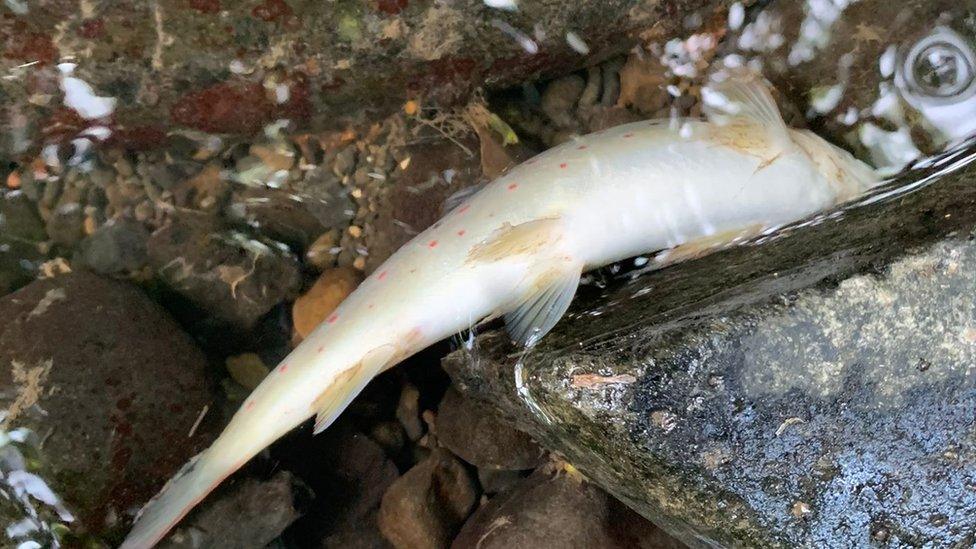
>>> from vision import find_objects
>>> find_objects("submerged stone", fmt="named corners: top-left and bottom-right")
top-left (0, 271), bottom-right (216, 545)
top-left (444, 142), bottom-right (976, 547)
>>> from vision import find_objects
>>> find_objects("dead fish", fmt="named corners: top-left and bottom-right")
top-left (121, 72), bottom-right (878, 548)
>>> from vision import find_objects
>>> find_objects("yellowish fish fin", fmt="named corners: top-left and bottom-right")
top-left (703, 70), bottom-right (792, 149)
top-left (467, 217), bottom-right (562, 264)
top-left (654, 224), bottom-right (765, 267)
top-left (312, 344), bottom-right (397, 434)
top-left (505, 266), bottom-right (581, 346)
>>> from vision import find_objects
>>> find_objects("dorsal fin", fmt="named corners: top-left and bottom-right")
top-left (702, 70), bottom-right (791, 148)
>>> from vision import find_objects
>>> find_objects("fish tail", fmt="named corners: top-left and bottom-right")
top-left (119, 447), bottom-right (231, 549)
top-left (121, 335), bottom-right (404, 547)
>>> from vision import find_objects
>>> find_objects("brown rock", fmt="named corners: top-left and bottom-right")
top-left (452, 469), bottom-right (684, 549)
top-left (436, 388), bottom-right (543, 471)
top-left (292, 266), bottom-right (362, 341)
top-left (0, 271), bottom-right (215, 541)
top-left (161, 471), bottom-right (305, 549)
top-left (1, 0), bottom-right (725, 158)
top-left (147, 214), bottom-right (303, 329)
top-left (378, 449), bottom-right (477, 549)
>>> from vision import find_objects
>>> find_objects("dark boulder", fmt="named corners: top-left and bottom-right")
top-left (445, 143), bottom-right (976, 547)
top-left (0, 271), bottom-right (216, 545)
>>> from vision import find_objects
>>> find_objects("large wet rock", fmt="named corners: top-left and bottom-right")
top-left (444, 141), bottom-right (976, 547)
top-left (436, 387), bottom-right (543, 471)
top-left (453, 469), bottom-right (684, 549)
top-left (161, 470), bottom-right (305, 549)
top-left (0, 190), bottom-right (46, 296)
top-left (378, 448), bottom-right (477, 549)
top-left (0, 0), bottom-right (733, 159)
top-left (0, 271), bottom-right (215, 545)
top-left (147, 214), bottom-right (302, 329)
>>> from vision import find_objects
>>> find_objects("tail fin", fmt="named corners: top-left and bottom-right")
top-left (119, 451), bottom-right (230, 549)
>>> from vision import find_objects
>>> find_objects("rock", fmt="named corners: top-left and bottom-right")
top-left (275, 425), bottom-right (398, 547)
top-left (444, 144), bottom-right (976, 547)
top-left (161, 471), bottom-right (304, 549)
top-left (0, 190), bottom-right (47, 242)
top-left (453, 469), bottom-right (682, 549)
top-left (292, 267), bottom-right (362, 341)
top-left (76, 218), bottom-right (150, 275)
top-left (321, 510), bottom-right (392, 549)
top-left (0, 190), bottom-right (45, 296)
top-left (0, 271), bottom-right (215, 544)
top-left (369, 420), bottom-right (407, 458)
top-left (171, 163), bottom-right (231, 213)
top-left (224, 353), bottom-right (270, 391)
top-left (396, 382), bottom-right (424, 442)
top-left (0, 239), bottom-right (40, 297)
top-left (365, 138), bottom-right (484, 273)
top-left (541, 75), bottom-right (587, 129)
top-left (0, 0), bottom-right (726, 157)
top-left (147, 215), bottom-right (302, 329)
top-left (476, 468), bottom-right (524, 495)
top-left (46, 201), bottom-right (86, 247)
top-left (306, 229), bottom-right (342, 271)
top-left (378, 448), bottom-right (477, 549)
top-left (224, 186), bottom-right (337, 251)
top-left (436, 388), bottom-right (543, 470)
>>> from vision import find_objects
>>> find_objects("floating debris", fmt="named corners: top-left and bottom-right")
top-left (728, 2), bottom-right (745, 31)
top-left (57, 64), bottom-right (116, 120)
top-left (483, 0), bottom-right (518, 11)
top-left (491, 19), bottom-right (539, 55)
top-left (566, 32), bottom-right (590, 55)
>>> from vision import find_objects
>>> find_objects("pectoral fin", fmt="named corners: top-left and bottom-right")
top-left (312, 343), bottom-right (397, 434)
top-left (505, 266), bottom-right (582, 346)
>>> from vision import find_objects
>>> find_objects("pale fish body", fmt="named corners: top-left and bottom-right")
top-left (122, 76), bottom-right (878, 548)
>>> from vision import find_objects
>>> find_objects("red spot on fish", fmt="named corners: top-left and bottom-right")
top-left (378, 270), bottom-right (388, 280)
top-left (559, 163), bottom-right (568, 169)
top-left (428, 239), bottom-right (439, 248)
top-left (577, 145), bottom-right (588, 150)
top-left (457, 229), bottom-right (466, 236)
top-left (245, 401), bottom-right (255, 411)
top-left (327, 314), bottom-right (339, 324)
top-left (368, 303), bottom-right (375, 309)
top-left (623, 133), bottom-right (634, 138)
top-left (280, 363), bottom-right (289, 373)
top-left (458, 204), bottom-right (471, 214)
top-left (507, 183), bottom-right (519, 191)
top-left (317, 345), bottom-right (325, 353)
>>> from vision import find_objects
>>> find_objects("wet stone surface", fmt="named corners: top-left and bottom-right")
top-left (0, 0), bottom-right (732, 158)
top-left (161, 470), bottom-right (305, 549)
top-left (444, 143), bottom-right (976, 548)
top-left (147, 214), bottom-right (303, 329)
top-left (0, 271), bottom-right (216, 545)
